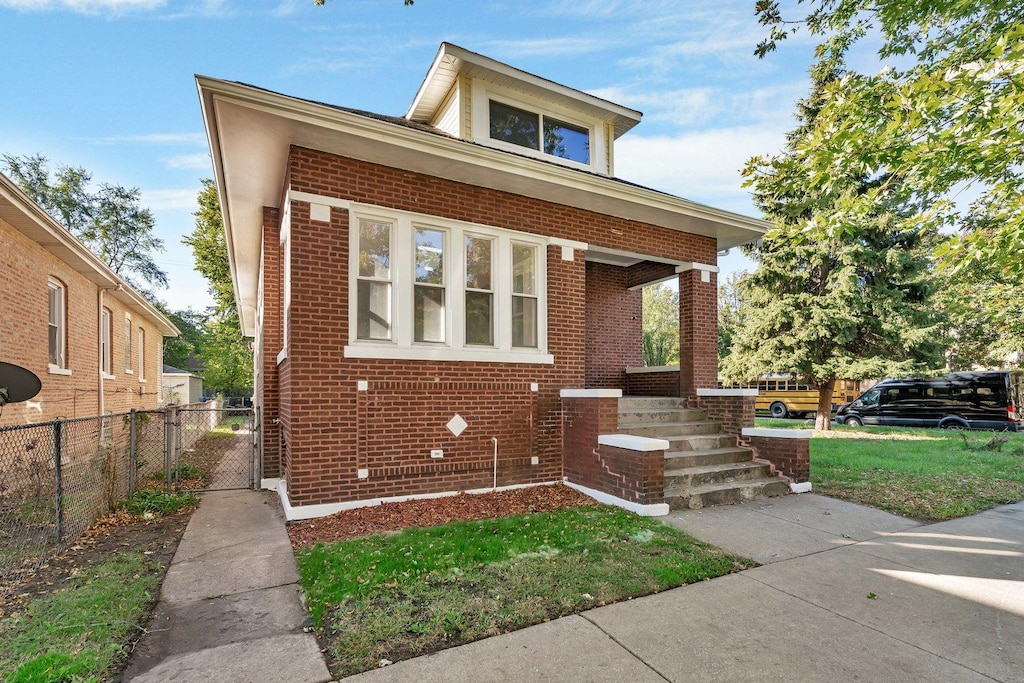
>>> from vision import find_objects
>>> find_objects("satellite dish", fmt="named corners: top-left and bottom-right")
top-left (0, 362), bottom-right (42, 407)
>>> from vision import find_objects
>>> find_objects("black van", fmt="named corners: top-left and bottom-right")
top-left (835, 371), bottom-right (1023, 431)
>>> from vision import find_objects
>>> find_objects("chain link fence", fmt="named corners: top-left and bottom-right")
top-left (0, 402), bottom-right (254, 587)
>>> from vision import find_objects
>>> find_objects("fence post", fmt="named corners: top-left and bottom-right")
top-left (128, 409), bottom-right (137, 495)
top-left (53, 420), bottom-right (64, 543)
top-left (164, 406), bottom-right (174, 494)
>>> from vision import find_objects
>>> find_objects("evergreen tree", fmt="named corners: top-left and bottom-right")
top-left (723, 61), bottom-right (943, 429)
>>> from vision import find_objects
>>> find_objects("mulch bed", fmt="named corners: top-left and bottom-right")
top-left (288, 484), bottom-right (599, 548)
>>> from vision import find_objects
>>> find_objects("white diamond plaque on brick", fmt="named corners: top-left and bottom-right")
top-left (446, 414), bottom-right (468, 437)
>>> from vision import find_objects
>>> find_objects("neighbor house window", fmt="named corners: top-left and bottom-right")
top-left (348, 205), bottom-right (548, 363)
top-left (124, 314), bottom-right (133, 373)
top-left (414, 228), bottom-right (446, 343)
top-left (489, 100), bottom-right (590, 165)
top-left (48, 279), bottom-right (67, 369)
top-left (356, 218), bottom-right (393, 340)
top-left (465, 235), bottom-right (494, 346)
top-left (138, 328), bottom-right (146, 380)
top-left (100, 307), bottom-right (112, 377)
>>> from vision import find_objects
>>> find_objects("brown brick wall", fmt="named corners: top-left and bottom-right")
top-left (627, 261), bottom-right (676, 289)
top-left (264, 147), bottom-right (716, 507)
top-left (562, 396), bottom-right (664, 504)
top-left (696, 393), bottom-right (756, 437)
top-left (625, 369), bottom-right (682, 398)
top-left (1, 218), bottom-right (163, 426)
top-left (747, 435), bottom-right (810, 483)
top-left (585, 263), bottom-right (640, 390)
top-left (258, 207), bottom-right (282, 478)
top-left (679, 269), bottom-right (718, 400)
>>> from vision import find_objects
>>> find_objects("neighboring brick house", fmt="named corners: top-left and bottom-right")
top-left (0, 172), bottom-right (179, 426)
top-left (199, 43), bottom-right (767, 516)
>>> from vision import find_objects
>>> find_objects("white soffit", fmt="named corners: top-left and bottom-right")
top-left (198, 77), bottom-right (768, 336)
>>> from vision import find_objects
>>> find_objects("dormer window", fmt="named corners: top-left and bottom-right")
top-left (488, 100), bottom-right (590, 165)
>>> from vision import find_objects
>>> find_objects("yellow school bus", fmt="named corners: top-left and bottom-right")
top-left (721, 376), bottom-right (862, 418)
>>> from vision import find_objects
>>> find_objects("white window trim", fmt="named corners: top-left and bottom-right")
top-left (345, 203), bottom-right (552, 364)
top-left (280, 203), bottom-right (292, 357)
top-left (471, 81), bottom-right (602, 173)
top-left (100, 306), bottom-right (114, 380)
top-left (47, 278), bottom-right (68, 373)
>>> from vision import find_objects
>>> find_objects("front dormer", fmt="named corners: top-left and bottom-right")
top-left (406, 43), bottom-right (642, 177)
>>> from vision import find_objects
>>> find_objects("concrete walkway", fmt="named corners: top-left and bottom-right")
top-left (345, 494), bottom-right (1024, 682)
top-left (122, 489), bottom-right (331, 683)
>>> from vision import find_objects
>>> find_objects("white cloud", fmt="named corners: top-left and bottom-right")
top-left (483, 37), bottom-right (608, 58)
top-left (89, 132), bottom-right (207, 146)
top-left (0, 0), bottom-right (161, 12)
top-left (141, 188), bottom-right (198, 211)
top-left (165, 153), bottom-right (211, 171)
top-left (614, 124), bottom-right (788, 215)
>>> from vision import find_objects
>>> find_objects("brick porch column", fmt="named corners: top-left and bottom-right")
top-left (677, 262), bottom-right (718, 402)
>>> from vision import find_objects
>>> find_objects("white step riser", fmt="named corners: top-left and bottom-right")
top-left (618, 397), bottom-right (689, 411)
top-left (617, 409), bottom-right (706, 426)
top-left (620, 422), bottom-right (722, 438)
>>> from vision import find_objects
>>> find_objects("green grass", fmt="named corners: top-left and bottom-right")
top-left (210, 416), bottom-right (248, 437)
top-left (0, 554), bottom-right (159, 682)
top-left (811, 427), bottom-right (1024, 519)
top-left (118, 489), bottom-right (197, 516)
top-left (296, 505), bottom-right (753, 677)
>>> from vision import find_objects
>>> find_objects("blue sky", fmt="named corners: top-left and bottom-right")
top-left (0, 0), bottom-right (824, 310)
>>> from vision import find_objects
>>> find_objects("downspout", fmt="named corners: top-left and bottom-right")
top-left (492, 437), bottom-right (498, 490)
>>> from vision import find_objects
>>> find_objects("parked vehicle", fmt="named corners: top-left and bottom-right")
top-left (834, 371), bottom-right (1023, 431)
top-left (720, 375), bottom-right (861, 418)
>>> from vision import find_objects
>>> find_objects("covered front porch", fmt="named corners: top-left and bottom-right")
top-left (582, 246), bottom-right (719, 402)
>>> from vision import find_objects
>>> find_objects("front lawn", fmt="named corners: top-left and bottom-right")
top-left (810, 427), bottom-right (1024, 519)
top-left (296, 505), bottom-right (753, 677)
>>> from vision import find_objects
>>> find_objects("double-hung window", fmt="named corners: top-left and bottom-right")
top-left (138, 328), bottom-right (146, 381)
top-left (48, 279), bottom-right (67, 371)
top-left (356, 218), bottom-right (393, 341)
top-left (100, 307), bottom-right (113, 377)
top-left (347, 205), bottom-right (549, 363)
top-left (124, 314), bottom-right (133, 373)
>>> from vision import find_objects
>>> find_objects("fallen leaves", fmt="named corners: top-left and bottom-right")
top-left (287, 484), bottom-right (598, 548)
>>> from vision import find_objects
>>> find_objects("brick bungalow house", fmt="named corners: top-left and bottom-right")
top-left (199, 43), bottom-right (800, 519)
top-left (0, 172), bottom-right (179, 426)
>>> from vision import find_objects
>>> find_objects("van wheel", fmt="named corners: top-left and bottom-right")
top-left (844, 416), bottom-right (862, 427)
top-left (769, 402), bottom-right (789, 419)
top-left (940, 419), bottom-right (968, 430)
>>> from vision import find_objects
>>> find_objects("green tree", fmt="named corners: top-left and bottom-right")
top-left (183, 179), bottom-right (253, 395)
top-left (723, 63), bottom-right (943, 430)
top-left (754, 1), bottom-right (1024, 297)
top-left (2, 154), bottom-right (168, 291)
top-left (717, 271), bottom-right (747, 361)
top-left (642, 284), bottom-right (679, 367)
top-left (157, 304), bottom-right (207, 372)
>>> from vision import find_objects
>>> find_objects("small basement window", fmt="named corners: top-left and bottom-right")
top-left (489, 100), bottom-right (590, 165)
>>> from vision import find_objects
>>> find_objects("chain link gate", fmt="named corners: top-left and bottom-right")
top-left (170, 406), bottom-right (258, 492)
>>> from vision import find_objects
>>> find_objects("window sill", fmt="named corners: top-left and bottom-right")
top-left (277, 349), bottom-right (288, 365)
top-left (102, 373), bottom-right (116, 381)
top-left (138, 378), bottom-right (147, 384)
top-left (344, 344), bottom-right (553, 365)
top-left (125, 369), bottom-right (134, 375)
top-left (48, 365), bottom-right (72, 376)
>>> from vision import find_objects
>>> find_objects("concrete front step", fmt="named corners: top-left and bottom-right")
top-left (664, 447), bottom-right (754, 468)
top-left (618, 396), bottom-right (688, 411)
top-left (665, 461), bottom-right (772, 489)
top-left (662, 433), bottom-right (737, 452)
top-left (617, 408), bottom-right (706, 426)
top-left (619, 421), bottom-right (723, 438)
top-left (666, 478), bottom-right (791, 510)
